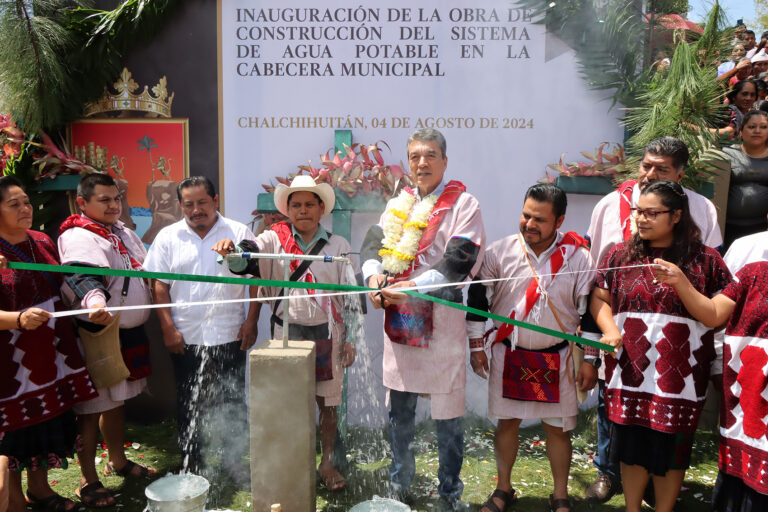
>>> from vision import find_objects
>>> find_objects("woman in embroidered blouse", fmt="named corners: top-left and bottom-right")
top-left (0, 176), bottom-right (99, 512)
top-left (590, 181), bottom-right (732, 512)
top-left (653, 255), bottom-right (768, 512)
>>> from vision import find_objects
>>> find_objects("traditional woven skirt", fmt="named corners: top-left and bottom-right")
top-left (0, 410), bottom-right (78, 471)
top-left (713, 471), bottom-right (768, 512)
top-left (611, 422), bottom-right (694, 476)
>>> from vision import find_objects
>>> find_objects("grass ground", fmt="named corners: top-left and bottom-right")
top-left (37, 411), bottom-right (719, 511)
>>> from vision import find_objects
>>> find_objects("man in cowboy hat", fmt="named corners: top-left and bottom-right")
top-left (213, 175), bottom-right (357, 491)
top-left (145, 176), bottom-right (257, 482)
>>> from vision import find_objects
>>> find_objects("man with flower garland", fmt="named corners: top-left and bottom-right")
top-left (466, 184), bottom-right (597, 512)
top-left (361, 128), bottom-right (485, 511)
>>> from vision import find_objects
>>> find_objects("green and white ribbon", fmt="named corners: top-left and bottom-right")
top-left (7, 261), bottom-right (615, 352)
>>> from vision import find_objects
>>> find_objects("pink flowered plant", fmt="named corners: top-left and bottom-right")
top-left (261, 142), bottom-right (410, 198)
top-left (252, 141), bottom-right (411, 233)
top-left (1, 113), bottom-right (97, 178)
top-left (0, 114), bottom-right (24, 173)
top-left (32, 131), bottom-right (99, 179)
top-left (543, 142), bottom-right (627, 183)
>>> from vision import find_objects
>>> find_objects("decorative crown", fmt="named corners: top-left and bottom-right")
top-left (83, 68), bottom-right (174, 118)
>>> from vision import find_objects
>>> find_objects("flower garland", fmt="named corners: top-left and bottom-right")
top-left (379, 188), bottom-right (438, 275)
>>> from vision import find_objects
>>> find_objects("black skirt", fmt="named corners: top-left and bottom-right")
top-left (610, 422), bottom-right (694, 476)
top-left (0, 410), bottom-right (78, 471)
top-left (713, 470), bottom-right (768, 512)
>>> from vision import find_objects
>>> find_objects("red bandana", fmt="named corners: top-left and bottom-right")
top-left (617, 180), bottom-right (638, 242)
top-left (59, 215), bottom-right (142, 270)
top-left (271, 221), bottom-right (316, 295)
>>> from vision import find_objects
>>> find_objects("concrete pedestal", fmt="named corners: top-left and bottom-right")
top-left (249, 339), bottom-right (316, 512)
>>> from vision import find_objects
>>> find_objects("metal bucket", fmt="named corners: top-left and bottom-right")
top-left (144, 474), bottom-right (210, 512)
top-left (349, 496), bottom-right (411, 512)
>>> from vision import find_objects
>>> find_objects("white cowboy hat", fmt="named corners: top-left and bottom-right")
top-left (273, 175), bottom-right (335, 217)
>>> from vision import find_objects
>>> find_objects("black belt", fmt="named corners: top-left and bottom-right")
top-left (501, 339), bottom-right (569, 353)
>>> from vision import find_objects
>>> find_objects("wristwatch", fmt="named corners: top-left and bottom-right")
top-left (585, 357), bottom-right (602, 369)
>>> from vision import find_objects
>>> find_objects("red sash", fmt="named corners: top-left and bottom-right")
top-left (271, 221), bottom-right (317, 294)
top-left (495, 231), bottom-right (588, 343)
top-left (59, 215), bottom-right (143, 270)
top-left (395, 180), bottom-right (467, 280)
top-left (385, 181), bottom-right (466, 348)
top-left (617, 179), bottom-right (637, 242)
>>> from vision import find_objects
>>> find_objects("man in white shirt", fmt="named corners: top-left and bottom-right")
top-left (723, 228), bottom-right (768, 273)
top-left (583, 137), bottom-right (722, 503)
top-left (144, 176), bottom-right (257, 482)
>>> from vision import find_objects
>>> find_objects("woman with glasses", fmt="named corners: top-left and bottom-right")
top-left (590, 181), bottom-right (732, 512)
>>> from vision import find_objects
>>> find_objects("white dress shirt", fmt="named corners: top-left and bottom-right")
top-left (144, 214), bottom-right (256, 346)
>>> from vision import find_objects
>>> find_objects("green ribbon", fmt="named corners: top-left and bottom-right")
top-left (7, 261), bottom-right (613, 352)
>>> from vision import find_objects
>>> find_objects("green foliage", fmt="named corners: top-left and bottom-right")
top-left (650, 0), bottom-right (690, 15)
top-left (0, 0), bottom-right (179, 135)
top-left (694, 0), bottom-right (733, 68)
top-left (0, 0), bottom-right (179, 231)
top-left (753, 0), bottom-right (768, 32)
top-left (0, 1), bottom-right (85, 134)
top-left (514, 0), bottom-right (648, 110)
top-left (585, 2), bottom-right (649, 109)
top-left (40, 415), bottom-right (720, 512)
top-left (624, 3), bottom-right (731, 190)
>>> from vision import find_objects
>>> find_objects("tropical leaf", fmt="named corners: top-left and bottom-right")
top-left (0, 0), bottom-right (180, 134)
top-left (623, 5), bottom-right (728, 191)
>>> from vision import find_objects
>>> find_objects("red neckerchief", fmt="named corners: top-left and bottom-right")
top-left (271, 221), bottom-right (317, 295)
top-left (59, 215), bottom-right (142, 270)
top-left (395, 180), bottom-right (467, 280)
top-left (618, 179), bottom-right (638, 242)
top-left (495, 232), bottom-right (588, 342)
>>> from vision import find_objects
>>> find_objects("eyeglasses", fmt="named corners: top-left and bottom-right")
top-left (630, 208), bottom-right (672, 220)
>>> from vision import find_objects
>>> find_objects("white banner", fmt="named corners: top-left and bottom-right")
top-left (219, 0), bottom-right (621, 423)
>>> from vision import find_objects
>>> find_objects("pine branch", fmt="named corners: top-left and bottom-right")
top-left (624, 16), bottom-right (730, 190)
top-left (17, 1), bottom-right (44, 96)
top-left (0, 0), bottom-right (180, 134)
top-left (513, 0), bottom-right (648, 110)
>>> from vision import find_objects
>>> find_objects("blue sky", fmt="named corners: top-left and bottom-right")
top-left (688, 0), bottom-right (758, 28)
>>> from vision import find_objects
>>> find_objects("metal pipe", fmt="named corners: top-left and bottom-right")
top-left (282, 262), bottom-right (289, 348)
top-left (226, 251), bottom-right (352, 348)
top-left (227, 252), bottom-right (350, 264)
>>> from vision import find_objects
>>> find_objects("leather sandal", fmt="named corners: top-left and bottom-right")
top-left (549, 494), bottom-right (573, 512)
top-left (480, 488), bottom-right (517, 512)
top-left (103, 459), bottom-right (157, 478)
top-left (26, 491), bottom-right (83, 512)
top-left (75, 481), bottom-right (115, 509)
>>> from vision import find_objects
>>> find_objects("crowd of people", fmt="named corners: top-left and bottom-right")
top-left (0, 126), bottom-right (766, 512)
top-left (709, 24), bottom-right (768, 246)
